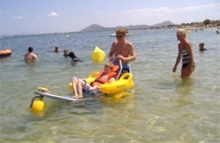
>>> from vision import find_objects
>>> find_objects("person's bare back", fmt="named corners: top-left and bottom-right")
top-left (24, 47), bottom-right (38, 63)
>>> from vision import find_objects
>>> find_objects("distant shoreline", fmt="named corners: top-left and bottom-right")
top-left (1, 20), bottom-right (219, 37)
top-left (1, 27), bottom-right (219, 38)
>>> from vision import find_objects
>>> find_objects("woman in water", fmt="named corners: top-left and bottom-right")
top-left (172, 29), bottom-right (195, 78)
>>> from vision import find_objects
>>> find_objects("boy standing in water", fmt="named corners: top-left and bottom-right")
top-left (24, 47), bottom-right (38, 63)
top-left (108, 28), bottom-right (136, 73)
top-left (173, 29), bottom-right (195, 78)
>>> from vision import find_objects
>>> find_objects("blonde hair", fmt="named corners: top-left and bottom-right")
top-left (116, 28), bottom-right (128, 36)
top-left (176, 29), bottom-right (187, 37)
top-left (104, 62), bottom-right (114, 69)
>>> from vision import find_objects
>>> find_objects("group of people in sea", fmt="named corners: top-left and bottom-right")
top-left (53, 46), bottom-right (82, 62)
top-left (24, 27), bottom-right (208, 99)
top-left (24, 46), bottom-right (81, 63)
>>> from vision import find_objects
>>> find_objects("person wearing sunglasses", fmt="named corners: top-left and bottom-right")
top-left (108, 28), bottom-right (136, 73)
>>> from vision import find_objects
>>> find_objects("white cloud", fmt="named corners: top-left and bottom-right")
top-left (12, 16), bottom-right (23, 20)
top-left (48, 12), bottom-right (59, 17)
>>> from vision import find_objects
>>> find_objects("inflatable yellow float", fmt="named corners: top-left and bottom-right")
top-left (99, 72), bottom-right (134, 94)
top-left (69, 71), bottom-right (134, 95)
top-left (69, 56), bottom-right (134, 95)
top-left (32, 100), bottom-right (45, 112)
top-left (91, 46), bottom-right (105, 63)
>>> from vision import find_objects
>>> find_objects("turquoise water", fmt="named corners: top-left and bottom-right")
top-left (0, 29), bottom-right (219, 143)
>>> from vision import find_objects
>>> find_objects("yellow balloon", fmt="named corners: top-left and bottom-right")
top-left (91, 46), bottom-right (105, 63)
top-left (32, 100), bottom-right (45, 112)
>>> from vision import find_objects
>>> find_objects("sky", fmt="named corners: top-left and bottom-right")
top-left (0, 0), bottom-right (220, 35)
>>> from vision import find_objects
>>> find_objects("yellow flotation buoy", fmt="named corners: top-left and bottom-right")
top-left (91, 46), bottom-right (105, 63)
top-left (32, 100), bottom-right (45, 112)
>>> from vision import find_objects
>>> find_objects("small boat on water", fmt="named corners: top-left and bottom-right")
top-left (0, 49), bottom-right (12, 58)
top-left (109, 33), bottom-right (131, 37)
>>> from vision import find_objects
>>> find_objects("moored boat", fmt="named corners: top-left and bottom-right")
top-left (109, 33), bottom-right (131, 37)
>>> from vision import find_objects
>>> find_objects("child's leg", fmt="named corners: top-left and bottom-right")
top-left (72, 77), bottom-right (78, 96)
top-left (76, 81), bottom-right (84, 98)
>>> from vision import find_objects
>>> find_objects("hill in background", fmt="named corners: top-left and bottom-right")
top-left (80, 21), bottom-right (175, 32)
top-left (151, 20), bottom-right (175, 27)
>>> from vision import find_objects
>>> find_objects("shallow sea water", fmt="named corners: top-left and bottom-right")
top-left (0, 29), bottom-right (219, 143)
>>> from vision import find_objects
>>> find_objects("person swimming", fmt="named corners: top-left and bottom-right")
top-left (199, 43), bottom-right (206, 52)
top-left (53, 47), bottom-right (61, 53)
top-left (63, 50), bottom-right (82, 62)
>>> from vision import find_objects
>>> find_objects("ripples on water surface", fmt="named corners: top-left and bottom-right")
top-left (0, 29), bottom-right (219, 143)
